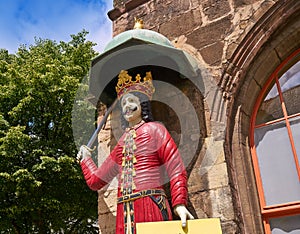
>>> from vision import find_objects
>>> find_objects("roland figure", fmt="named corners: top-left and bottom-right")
top-left (78, 70), bottom-right (194, 234)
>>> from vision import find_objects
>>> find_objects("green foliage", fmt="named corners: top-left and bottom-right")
top-left (0, 30), bottom-right (99, 233)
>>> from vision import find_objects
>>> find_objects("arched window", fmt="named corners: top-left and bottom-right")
top-left (250, 48), bottom-right (300, 234)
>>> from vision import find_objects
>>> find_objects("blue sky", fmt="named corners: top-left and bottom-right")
top-left (0, 0), bottom-right (113, 54)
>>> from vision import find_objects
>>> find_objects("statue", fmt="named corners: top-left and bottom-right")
top-left (78, 70), bottom-right (194, 234)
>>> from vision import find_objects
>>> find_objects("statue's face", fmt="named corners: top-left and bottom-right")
top-left (121, 93), bottom-right (142, 125)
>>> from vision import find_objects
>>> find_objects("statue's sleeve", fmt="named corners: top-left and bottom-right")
top-left (80, 146), bottom-right (120, 191)
top-left (155, 123), bottom-right (188, 207)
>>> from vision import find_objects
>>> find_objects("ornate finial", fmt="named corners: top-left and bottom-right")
top-left (116, 70), bottom-right (155, 99)
top-left (134, 17), bottom-right (144, 29)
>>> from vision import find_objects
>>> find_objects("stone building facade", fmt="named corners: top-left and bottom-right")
top-left (95, 0), bottom-right (300, 233)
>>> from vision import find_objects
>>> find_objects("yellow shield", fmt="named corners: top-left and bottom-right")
top-left (136, 218), bottom-right (222, 234)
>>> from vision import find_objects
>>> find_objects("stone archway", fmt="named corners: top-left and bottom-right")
top-left (224, 1), bottom-right (300, 233)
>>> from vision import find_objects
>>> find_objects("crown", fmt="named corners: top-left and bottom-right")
top-left (115, 70), bottom-right (155, 99)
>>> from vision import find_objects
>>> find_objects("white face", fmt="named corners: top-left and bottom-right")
top-left (121, 93), bottom-right (142, 126)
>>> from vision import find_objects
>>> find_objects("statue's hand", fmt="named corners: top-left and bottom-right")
top-left (77, 145), bottom-right (92, 162)
top-left (174, 205), bottom-right (194, 227)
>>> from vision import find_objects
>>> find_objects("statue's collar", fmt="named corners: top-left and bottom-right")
top-left (125, 120), bottom-right (145, 132)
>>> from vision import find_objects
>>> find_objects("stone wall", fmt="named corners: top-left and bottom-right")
top-left (109, 0), bottom-right (276, 74)
top-left (94, 0), bottom-right (294, 233)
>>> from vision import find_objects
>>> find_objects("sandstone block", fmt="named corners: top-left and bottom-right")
top-left (202, 0), bottom-right (232, 21)
top-left (159, 9), bottom-right (202, 40)
top-left (187, 15), bottom-right (232, 49)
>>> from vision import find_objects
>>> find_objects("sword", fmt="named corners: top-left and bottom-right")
top-left (85, 99), bottom-right (118, 151)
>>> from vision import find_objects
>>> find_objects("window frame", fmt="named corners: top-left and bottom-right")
top-left (250, 48), bottom-right (300, 234)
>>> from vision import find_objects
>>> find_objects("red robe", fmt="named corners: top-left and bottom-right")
top-left (81, 121), bottom-right (188, 234)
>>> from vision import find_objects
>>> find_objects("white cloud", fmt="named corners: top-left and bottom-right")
top-left (0, 0), bottom-right (113, 53)
top-left (83, 1), bottom-right (113, 52)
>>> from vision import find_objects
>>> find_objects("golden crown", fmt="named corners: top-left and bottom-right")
top-left (115, 70), bottom-right (155, 99)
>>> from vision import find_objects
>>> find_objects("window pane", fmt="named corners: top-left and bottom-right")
top-left (290, 116), bottom-right (300, 164)
top-left (270, 214), bottom-right (300, 234)
top-left (254, 121), bottom-right (300, 206)
top-left (256, 81), bottom-right (283, 125)
top-left (280, 61), bottom-right (300, 116)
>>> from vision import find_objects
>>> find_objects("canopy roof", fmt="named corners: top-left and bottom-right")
top-left (103, 29), bottom-right (174, 52)
top-left (89, 28), bottom-right (198, 105)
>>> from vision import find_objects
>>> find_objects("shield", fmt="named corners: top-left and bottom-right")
top-left (136, 218), bottom-right (222, 234)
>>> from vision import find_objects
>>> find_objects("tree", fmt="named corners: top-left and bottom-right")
top-left (0, 30), bottom-right (100, 233)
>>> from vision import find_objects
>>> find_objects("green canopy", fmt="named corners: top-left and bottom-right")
top-left (89, 28), bottom-right (198, 105)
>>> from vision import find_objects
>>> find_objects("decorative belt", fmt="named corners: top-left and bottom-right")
top-left (117, 189), bottom-right (166, 204)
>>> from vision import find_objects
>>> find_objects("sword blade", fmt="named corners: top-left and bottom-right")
top-left (86, 100), bottom-right (118, 148)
